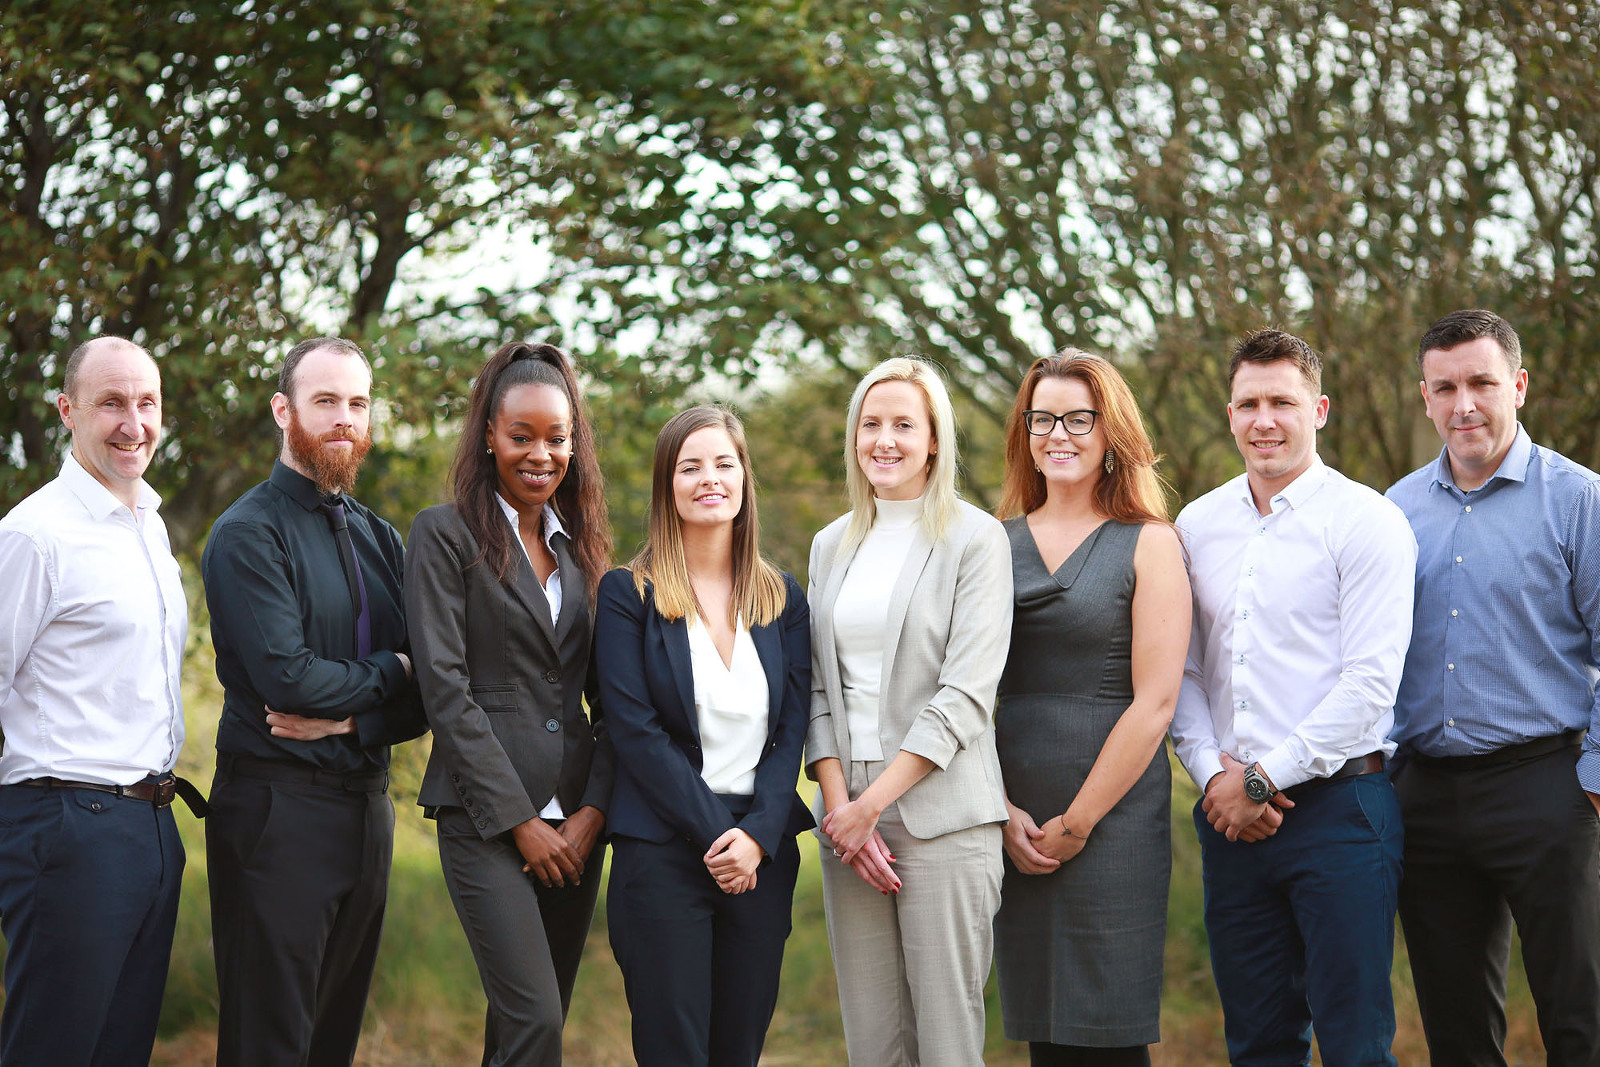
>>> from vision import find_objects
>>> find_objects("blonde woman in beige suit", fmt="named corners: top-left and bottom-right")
top-left (807, 356), bottom-right (1013, 1066)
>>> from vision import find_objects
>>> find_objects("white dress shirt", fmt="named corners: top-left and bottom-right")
top-left (832, 494), bottom-right (923, 762)
top-left (0, 453), bottom-right (186, 785)
top-left (498, 494), bottom-right (569, 818)
top-left (1170, 459), bottom-right (1417, 792)
top-left (686, 617), bottom-right (771, 794)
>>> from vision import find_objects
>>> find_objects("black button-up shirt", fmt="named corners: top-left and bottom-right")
top-left (203, 461), bottom-right (425, 772)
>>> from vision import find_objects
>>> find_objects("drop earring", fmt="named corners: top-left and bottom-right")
top-left (1103, 449), bottom-right (1115, 474)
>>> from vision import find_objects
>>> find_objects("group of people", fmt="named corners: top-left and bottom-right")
top-left (0, 307), bottom-right (1594, 1067)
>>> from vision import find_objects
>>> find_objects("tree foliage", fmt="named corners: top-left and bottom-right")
top-left (1, 0), bottom-right (879, 547)
top-left (4, 0), bottom-right (1597, 553)
top-left (745, 0), bottom-right (1600, 501)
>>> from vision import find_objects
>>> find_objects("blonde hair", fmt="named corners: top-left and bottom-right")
top-left (997, 349), bottom-right (1173, 525)
top-left (840, 357), bottom-right (960, 556)
top-left (628, 405), bottom-right (788, 627)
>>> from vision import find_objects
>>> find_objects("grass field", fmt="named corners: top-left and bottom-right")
top-left (7, 644), bottom-right (1551, 1064)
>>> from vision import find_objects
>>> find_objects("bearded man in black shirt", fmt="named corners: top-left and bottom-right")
top-left (202, 336), bottom-right (426, 1066)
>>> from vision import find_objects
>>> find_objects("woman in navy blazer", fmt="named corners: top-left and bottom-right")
top-left (405, 341), bottom-right (613, 1066)
top-left (595, 405), bottom-right (813, 1067)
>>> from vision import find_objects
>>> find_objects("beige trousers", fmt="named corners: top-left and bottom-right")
top-left (819, 760), bottom-right (1004, 1066)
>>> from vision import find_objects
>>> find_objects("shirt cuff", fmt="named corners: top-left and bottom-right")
top-left (1182, 744), bottom-right (1226, 794)
top-left (1577, 748), bottom-right (1600, 797)
top-left (1255, 749), bottom-right (1309, 793)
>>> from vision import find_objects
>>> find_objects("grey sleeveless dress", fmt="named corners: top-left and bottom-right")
top-left (993, 517), bottom-right (1170, 1046)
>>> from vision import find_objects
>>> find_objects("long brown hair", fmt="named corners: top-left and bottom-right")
top-left (997, 349), bottom-right (1173, 525)
top-left (450, 340), bottom-right (612, 596)
top-left (628, 405), bottom-right (787, 627)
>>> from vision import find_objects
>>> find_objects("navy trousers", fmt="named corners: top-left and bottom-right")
top-left (607, 833), bottom-right (800, 1067)
top-left (0, 783), bottom-right (185, 1067)
top-left (1195, 772), bottom-right (1402, 1067)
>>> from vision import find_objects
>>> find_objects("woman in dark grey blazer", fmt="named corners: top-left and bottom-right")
top-left (404, 341), bottom-right (614, 1067)
top-left (595, 405), bottom-right (813, 1067)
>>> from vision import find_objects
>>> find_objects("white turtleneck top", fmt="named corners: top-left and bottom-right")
top-left (832, 494), bottom-right (924, 762)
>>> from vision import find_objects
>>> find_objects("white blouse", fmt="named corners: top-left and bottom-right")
top-left (686, 617), bottom-right (771, 795)
top-left (832, 494), bottom-right (923, 762)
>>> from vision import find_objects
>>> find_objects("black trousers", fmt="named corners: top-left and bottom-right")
top-left (207, 767), bottom-right (394, 1067)
top-left (1396, 742), bottom-right (1600, 1067)
top-left (607, 833), bottom-right (801, 1067)
top-left (0, 783), bottom-right (184, 1067)
top-left (435, 806), bottom-right (605, 1067)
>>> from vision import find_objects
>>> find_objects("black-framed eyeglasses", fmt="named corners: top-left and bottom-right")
top-left (1023, 409), bottom-right (1099, 436)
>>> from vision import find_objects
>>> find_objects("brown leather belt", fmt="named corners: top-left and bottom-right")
top-left (19, 774), bottom-right (209, 817)
top-left (1281, 752), bottom-right (1385, 802)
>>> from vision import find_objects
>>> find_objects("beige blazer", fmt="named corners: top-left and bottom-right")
top-left (805, 498), bottom-right (1013, 839)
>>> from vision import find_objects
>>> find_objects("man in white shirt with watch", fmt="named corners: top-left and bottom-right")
top-left (1170, 329), bottom-right (1417, 1067)
top-left (0, 336), bottom-right (191, 1066)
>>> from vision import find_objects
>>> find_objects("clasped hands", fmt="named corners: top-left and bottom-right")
top-left (704, 828), bottom-right (764, 895)
top-left (821, 797), bottom-right (901, 895)
top-left (1202, 753), bottom-right (1294, 842)
top-left (513, 806), bottom-right (605, 888)
top-left (1002, 800), bottom-right (1089, 875)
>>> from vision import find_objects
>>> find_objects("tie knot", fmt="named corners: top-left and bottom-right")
top-left (319, 499), bottom-right (348, 531)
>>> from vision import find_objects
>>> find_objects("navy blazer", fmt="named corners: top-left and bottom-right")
top-left (594, 567), bottom-right (815, 859)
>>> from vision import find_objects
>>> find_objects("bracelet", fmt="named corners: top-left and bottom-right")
top-left (1056, 816), bottom-right (1085, 838)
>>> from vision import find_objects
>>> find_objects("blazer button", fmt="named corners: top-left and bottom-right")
top-left (450, 773), bottom-right (460, 782)
top-left (545, 719), bottom-right (561, 733)
top-left (478, 820), bottom-right (489, 829)
top-left (543, 669), bottom-right (560, 684)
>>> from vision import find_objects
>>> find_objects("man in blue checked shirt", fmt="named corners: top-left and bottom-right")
top-left (1388, 308), bottom-right (1600, 1067)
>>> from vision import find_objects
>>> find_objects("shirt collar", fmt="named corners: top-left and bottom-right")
top-left (59, 450), bottom-right (160, 521)
top-left (1237, 456), bottom-right (1329, 514)
top-left (496, 494), bottom-right (566, 554)
top-left (1429, 423), bottom-right (1532, 492)
top-left (269, 459), bottom-right (334, 512)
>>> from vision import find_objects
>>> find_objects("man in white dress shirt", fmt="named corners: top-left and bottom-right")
top-left (1169, 329), bottom-right (1416, 1066)
top-left (0, 336), bottom-right (191, 1066)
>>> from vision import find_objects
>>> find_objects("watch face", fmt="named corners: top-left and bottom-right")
top-left (1243, 773), bottom-right (1270, 803)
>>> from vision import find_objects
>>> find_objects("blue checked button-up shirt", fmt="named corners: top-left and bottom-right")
top-left (1387, 425), bottom-right (1600, 793)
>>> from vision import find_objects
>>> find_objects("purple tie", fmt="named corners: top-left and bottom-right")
top-left (320, 500), bottom-right (372, 659)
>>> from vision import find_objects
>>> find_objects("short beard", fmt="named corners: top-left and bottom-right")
top-left (285, 408), bottom-right (371, 497)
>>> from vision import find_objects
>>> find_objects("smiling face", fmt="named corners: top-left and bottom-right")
top-left (673, 425), bottom-right (745, 530)
top-left (1420, 335), bottom-right (1528, 491)
top-left (57, 341), bottom-right (163, 509)
top-left (854, 379), bottom-right (936, 501)
top-left (1228, 359), bottom-right (1329, 504)
top-left (1028, 375), bottom-right (1105, 495)
top-left (272, 345), bottom-right (373, 495)
top-left (487, 382), bottom-right (572, 516)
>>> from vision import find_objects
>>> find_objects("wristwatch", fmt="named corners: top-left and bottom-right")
top-left (1242, 762), bottom-right (1277, 804)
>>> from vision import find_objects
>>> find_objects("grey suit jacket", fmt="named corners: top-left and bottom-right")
top-left (405, 503), bottom-right (613, 839)
top-left (805, 498), bottom-right (1013, 838)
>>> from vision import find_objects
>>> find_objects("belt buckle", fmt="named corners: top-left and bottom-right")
top-left (153, 777), bottom-right (178, 808)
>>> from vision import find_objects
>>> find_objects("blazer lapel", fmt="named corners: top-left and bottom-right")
top-left (878, 527), bottom-right (936, 716)
top-left (551, 532), bottom-right (582, 645)
top-left (661, 612), bottom-right (701, 745)
top-left (750, 617), bottom-right (783, 740)
top-left (507, 545), bottom-right (558, 648)
top-left (814, 532), bottom-right (857, 755)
